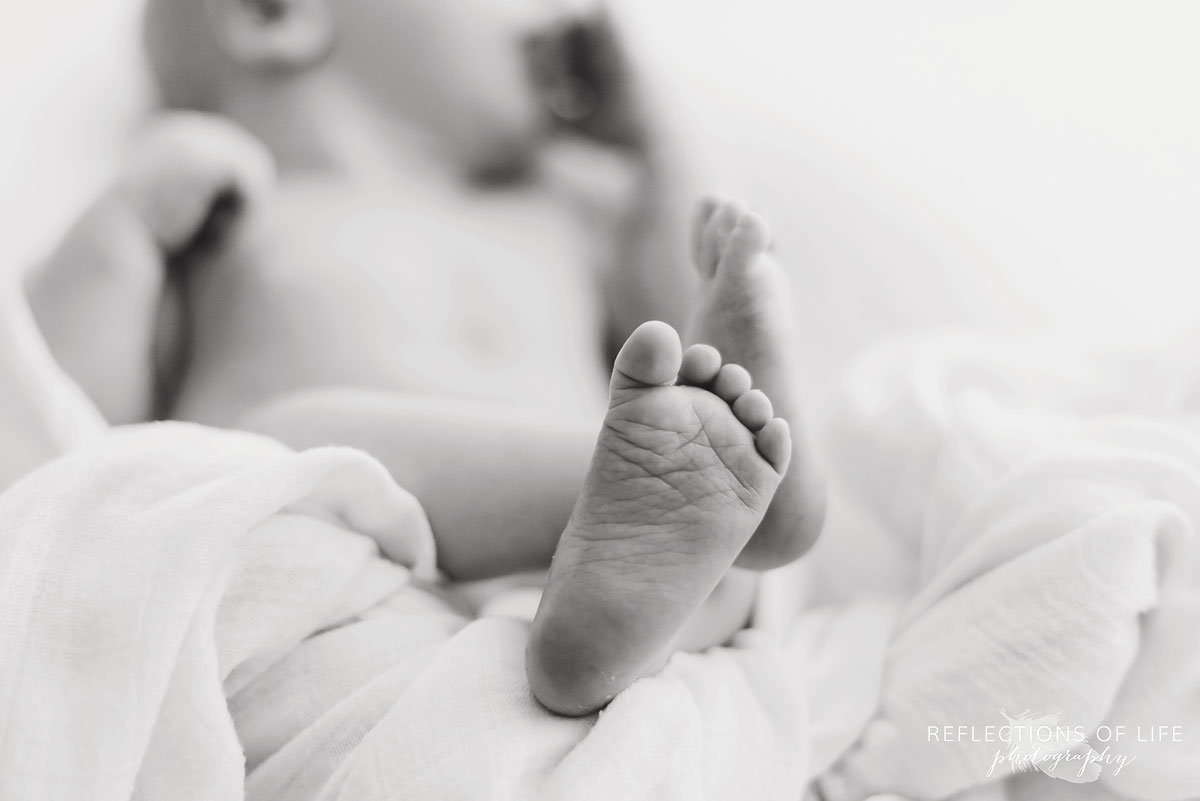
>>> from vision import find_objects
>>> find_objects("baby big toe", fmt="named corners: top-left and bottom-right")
top-left (697, 200), bottom-right (744, 276)
top-left (716, 213), bottom-right (771, 276)
top-left (612, 321), bottom-right (683, 390)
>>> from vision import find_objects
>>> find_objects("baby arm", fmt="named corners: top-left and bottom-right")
top-left (26, 114), bottom-right (272, 423)
top-left (28, 183), bottom-right (169, 423)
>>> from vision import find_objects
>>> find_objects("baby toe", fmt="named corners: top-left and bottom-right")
top-left (711, 363), bottom-right (752, 404)
top-left (755, 417), bottom-right (793, 474)
top-left (717, 212), bottom-right (771, 275)
top-left (698, 201), bottom-right (743, 277)
top-left (732, 389), bottom-right (773, 431)
top-left (679, 344), bottom-right (722, 386)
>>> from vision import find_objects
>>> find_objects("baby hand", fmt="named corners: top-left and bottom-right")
top-left (119, 111), bottom-right (275, 261)
top-left (530, 6), bottom-right (653, 151)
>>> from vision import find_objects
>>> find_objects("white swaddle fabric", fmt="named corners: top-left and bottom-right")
top-left (0, 421), bottom-right (819, 801)
top-left (0, 423), bottom-right (438, 800)
top-left (3, 261), bottom-right (1200, 800)
top-left (813, 333), bottom-right (1200, 801)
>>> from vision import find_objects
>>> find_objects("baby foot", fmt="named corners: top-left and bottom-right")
top-left (527, 321), bottom-right (791, 715)
top-left (688, 199), bottom-right (826, 569)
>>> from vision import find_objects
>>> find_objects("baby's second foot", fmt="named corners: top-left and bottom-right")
top-left (689, 200), bottom-right (826, 569)
top-left (526, 321), bottom-right (791, 715)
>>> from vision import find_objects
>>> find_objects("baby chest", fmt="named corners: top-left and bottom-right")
top-left (196, 183), bottom-right (604, 394)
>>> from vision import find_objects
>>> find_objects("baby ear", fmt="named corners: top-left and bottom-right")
top-left (205, 0), bottom-right (333, 70)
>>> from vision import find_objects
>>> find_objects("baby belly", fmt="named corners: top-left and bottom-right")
top-left (171, 192), bottom-right (608, 426)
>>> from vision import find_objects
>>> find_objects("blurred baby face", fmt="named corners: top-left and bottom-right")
top-left (327, 0), bottom-right (571, 174)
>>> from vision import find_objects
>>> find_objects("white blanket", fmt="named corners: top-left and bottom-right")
top-left (2, 274), bottom-right (1198, 799)
top-left (0, 426), bottom-right (818, 800)
top-left (813, 334), bottom-right (1200, 800)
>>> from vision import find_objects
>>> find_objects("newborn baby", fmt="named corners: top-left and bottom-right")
top-left (27, 0), bottom-right (824, 715)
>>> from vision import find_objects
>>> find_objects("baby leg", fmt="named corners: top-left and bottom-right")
top-left (243, 387), bottom-right (759, 641)
top-left (242, 389), bottom-right (594, 580)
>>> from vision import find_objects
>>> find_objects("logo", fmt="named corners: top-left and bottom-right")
top-left (926, 709), bottom-right (1183, 783)
top-left (989, 709), bottom-right (1105, 783)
